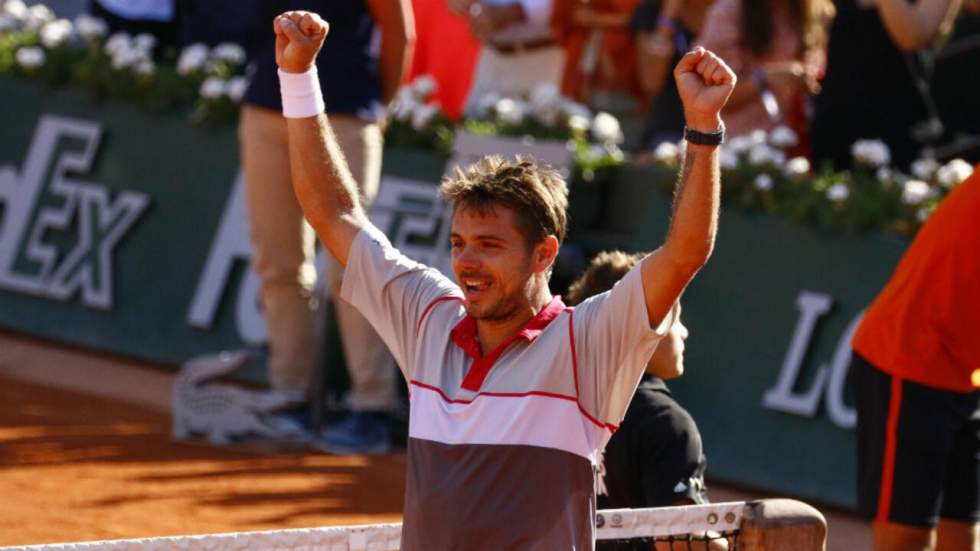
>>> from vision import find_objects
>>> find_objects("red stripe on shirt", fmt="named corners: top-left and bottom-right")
top-left (876, 375), bottom-right (904, 522)
top-left (416, 296), bottom-right (462, 336)
top-left (409, 380), bottom-right (617, 432)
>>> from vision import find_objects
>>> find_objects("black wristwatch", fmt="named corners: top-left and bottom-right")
top-left (683, 124), bottom-right (726, 146)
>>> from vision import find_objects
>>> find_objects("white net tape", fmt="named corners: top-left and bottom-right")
top-left (1, 503), bottom-right (745, 551)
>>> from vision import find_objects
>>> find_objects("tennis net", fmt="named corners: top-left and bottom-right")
top-left (1, 499), bottom-right (826, 551)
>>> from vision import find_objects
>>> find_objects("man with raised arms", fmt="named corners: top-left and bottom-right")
top-left (273, 10), bottom-right (735, 550)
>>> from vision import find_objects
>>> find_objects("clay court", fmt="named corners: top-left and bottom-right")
top-left (0, 330), bottom-right (868, 549)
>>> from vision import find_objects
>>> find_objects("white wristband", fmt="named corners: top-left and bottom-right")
top-left (278, 67), bottom-right (326, 118)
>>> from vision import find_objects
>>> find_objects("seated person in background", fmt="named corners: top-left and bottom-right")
top-left (551, 0), bottom-right (644, 112)
top-left (567, 250), bottom-right (711, 551)
top-left (630, 0), bottom-right (714, 150)
top-left (695, 0), bottom-right (833, 144)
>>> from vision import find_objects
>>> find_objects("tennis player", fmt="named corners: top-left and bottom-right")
top-left (274, 10), bottom-right (734, 550)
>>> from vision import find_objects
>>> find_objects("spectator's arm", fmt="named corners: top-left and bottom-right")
top-left (876, 0), bottom-right (962, 52)
top-left (366, 0), bottom-right (417, 104)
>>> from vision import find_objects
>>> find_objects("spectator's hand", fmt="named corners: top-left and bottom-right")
top-left (674, 47), bottom-right (735, 131)
top-left (274, 11), bottom-right (329, 73)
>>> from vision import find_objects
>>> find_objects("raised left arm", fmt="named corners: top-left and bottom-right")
top-left (366, 0), bottom-right (416, 104)
top-left (640, 47), bottom-right (735, 327)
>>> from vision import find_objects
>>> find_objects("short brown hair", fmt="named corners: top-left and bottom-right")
top-left (566, 250), bottom-right (645, 305)
top-left (440, 156), bottom-right (569, 247)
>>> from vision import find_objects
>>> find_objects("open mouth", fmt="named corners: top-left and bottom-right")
top-left (461, 277), bottom-right (492, 299)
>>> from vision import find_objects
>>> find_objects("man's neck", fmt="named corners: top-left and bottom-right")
top-left (475, 286), bottom-right (553, 355)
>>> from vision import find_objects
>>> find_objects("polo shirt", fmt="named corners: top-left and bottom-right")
top-left (852, 165), bottom-right (980, 392)
top-left (342, 224), bottom-right (677, 550)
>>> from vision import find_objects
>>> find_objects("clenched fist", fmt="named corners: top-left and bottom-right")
top-left (274, 11), bottom-right (329, 73)
top-left (674, 47), bottom-right (736, 132)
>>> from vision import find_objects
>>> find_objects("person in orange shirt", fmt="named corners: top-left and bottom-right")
top-left (850, 164), bottom-right (980, 551)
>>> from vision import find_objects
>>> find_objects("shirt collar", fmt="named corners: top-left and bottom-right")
top-left (451, 295), bottom-right (566, 358)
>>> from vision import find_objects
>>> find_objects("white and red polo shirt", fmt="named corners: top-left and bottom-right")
top-left (341, 224), bottom-right (677, 550)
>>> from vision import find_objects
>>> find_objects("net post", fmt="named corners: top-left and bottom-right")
top-left (738, 499), bottom-right (827, 551)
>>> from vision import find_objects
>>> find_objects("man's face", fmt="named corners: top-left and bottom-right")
top-left (647, 310), bottom-right (689, 380)
top-left (450, 204), bottom-right (538, 321)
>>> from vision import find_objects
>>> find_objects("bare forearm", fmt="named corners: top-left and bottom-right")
top-left (664, 143), bottom-right (720, 270)
top-left (286, 115), bottom-right (367, 265)
top-left (876, 0), bottom-right (960, 52)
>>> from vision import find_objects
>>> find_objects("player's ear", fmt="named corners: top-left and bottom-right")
top-left (533, 235), bottom-right (560, 274)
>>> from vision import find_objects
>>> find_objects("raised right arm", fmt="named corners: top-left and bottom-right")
top-left (275, 11), bottom-right (369, 266)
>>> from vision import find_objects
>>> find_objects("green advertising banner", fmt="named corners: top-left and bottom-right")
top-left (0, 77), bottom-right (910, 509)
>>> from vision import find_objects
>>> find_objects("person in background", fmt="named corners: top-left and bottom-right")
top-left (849, 164), bottom-right (979, 551)
top-left (447, 0), bottom-right (563, 112)
top-left (811, 0), bottom-right (961, 170)
top-left (695, 0), bottom-right (832, 144)
top-left (551, 0), bottom-right (643, 112)
top-left (630, 0), bottom-right (714, 150)
top-left (405, 0), bottom-right (482, 120)
top-left (89, 0), bottom-right (178, 53)
top-left (233, 0), bottom-right (414, 453)
top-left (566, 251), bottom-right (710, 551)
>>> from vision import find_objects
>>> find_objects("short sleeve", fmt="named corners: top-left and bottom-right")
top-left (340, 224), bottom-right (460, 380)
top-left (571, 263), bottom-right (678, 428)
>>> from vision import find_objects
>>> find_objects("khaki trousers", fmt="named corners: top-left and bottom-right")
top-left (239, 105), bottom-right (396, 412)
top-left (464, 45), bottom-right (565, 115)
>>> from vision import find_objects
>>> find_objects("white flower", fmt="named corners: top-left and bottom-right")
top-left (390, 93), bottom-right (419, 122)
top-left (826, 183), bottom-right (850, 202)
top-left (213, 42), bottom-right (246, 64)
top-left (567, 115), bottom-right (590, 134)
top-left (785, 156), bottom-right (810, 177)
top-left (111, 47), bottom-right (144, 70)
top-left (411, 103), bottom-right (440, 131)
top-left (74, 14), bottom-right (107, 40)
top-left (3, 0), bottom-right (27, 19)
top-left (769, 125), bottom-right (798, 148)
top-left (560, 99), bottom-right (592, 122)
top-left (495, 98), bottom-right (528, 126)
top-left (474, 91), bottom-right (501, 118)
top-left (727, 135), bottom-right (754, 155)
top-left (15, 45), bottom-right (44, 68)
top-left (104, 31), bottom-right (132, 57)
top-left (936, 158), bottom-right (973, 188)
top-left (876, 167), bottom-right (894, 184)
top-left (177, 43), bottom-right (210, 75)
top-left (901, 179), bottom-right (931, 205)
top-left (199, 77), bottom-right (227, 100)
top-left (134, 32), bottom-right (157, 54)
top-left (754, 173), bottom-right (774, 191)
top-left (916, 207), bottom-right (933, 223)
top-left (910, 158), bottom-right (939, 181)
top-left (591, 112), bottom-right (623, 145)
top-left (39, 18), bottom-right (72, 48)
top-left (227, 76), bottom-right (248, 102)
top-left (653, 142), bottom-right (680, 164)
top-left (748, 143), bottom-right (785, 167)
top-left (410, 74), bottom-right (437, 100)
top-left (134, 59), bottom-right (155, 76)
top-left (24, 3), bottom-right (52, 31)
top-left (719, 147), bottom-right (739, 170)
top-left (850, 139), bottom-right (891, 168)
top-left (583, 144), bottom-right (608, 162)
top-left (749, 129), bottom-right (768, 145)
